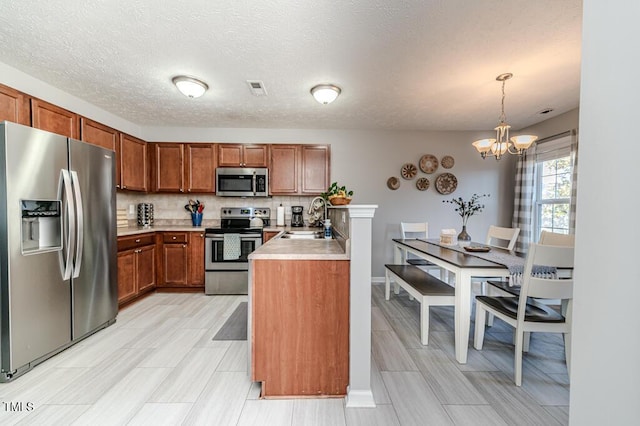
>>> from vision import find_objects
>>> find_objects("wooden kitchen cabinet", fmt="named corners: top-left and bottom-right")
top-left (252, 259), bottom-right (350, 397)
top-left (301, 145), bottom-right (330, 194)
top-left (80, 117), bottom-right (118, 151)
top-left (218, 143), bottom-right (269, 167)
top-left (263, 230), bottom-right (280, 243)
top-left (151, 143), bottom-right (216, 193)
top-left (151, 143), bottom-right (184, 192)
top-left (119, 133), bottom-right (148, 191)
top-left (269, 145), bottom-right (299, 194)
top-left (159, 232), bottom-right (189, 287)
top-left (0, 83), bottom-right (30, 125)
top-left (270, 144), bottom-right (330, 195)
top-left (31, 98), bottom-right (79, 139)
top-left (189, 231), bottom-right (205, 286)
top-left (117, 234), bottom-right (156, 307)
top-left (185, 143), bottom-right (216, 193)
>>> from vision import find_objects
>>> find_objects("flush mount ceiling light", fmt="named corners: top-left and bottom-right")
top-left (172, 76), bottom-right (209, 98)
top-left (472, 73), bottom-right (538, 160)
top-left (310, 84), bottom-right (341, 104)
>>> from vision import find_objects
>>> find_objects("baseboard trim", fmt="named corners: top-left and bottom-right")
top-left (346, 389), bottom-right (376, 408)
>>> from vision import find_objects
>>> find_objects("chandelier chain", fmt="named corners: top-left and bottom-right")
top-left (499, 78), bottom-right (507, 124)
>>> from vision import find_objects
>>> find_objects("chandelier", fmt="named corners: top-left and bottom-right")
top-left (472, 73), bottom-right (538, 160)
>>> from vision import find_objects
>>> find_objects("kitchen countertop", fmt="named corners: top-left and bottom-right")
top-left (249, 232), bottom-right (349, 260)
top-left (117, 225), bottom-right (207, 237)
top-left (117, 224), bottom-right (324, 237)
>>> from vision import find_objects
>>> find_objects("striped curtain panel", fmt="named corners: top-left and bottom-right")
top-left (569, 129), bottom-right (579, 233)
top-left (511, 147), bottom-right (537, 253)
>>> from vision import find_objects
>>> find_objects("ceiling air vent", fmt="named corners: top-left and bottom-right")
top-left (247, 80), bottom-right (267, 96)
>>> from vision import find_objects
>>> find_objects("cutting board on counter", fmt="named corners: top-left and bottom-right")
top-left (117, 209), bottom-right (128, 228)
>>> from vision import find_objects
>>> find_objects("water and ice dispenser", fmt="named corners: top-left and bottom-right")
top-left (21, 200), bottom-right (62, 254)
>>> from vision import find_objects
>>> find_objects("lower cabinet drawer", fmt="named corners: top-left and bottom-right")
top-left (163, 232), bottom-right (188, 244)
top-left (117, 233), bottom-right (155, 251)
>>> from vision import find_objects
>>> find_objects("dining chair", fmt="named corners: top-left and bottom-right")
top-left (484, 230), bottom-right (575, 333)
top-left (485, 225), bottom-right (520, 251)
top-left (473, 242), bottom-right (574, 386)
top-left (400, 222), bottom-right (444, 272)
top-left (485, 230), bottom-right (575, 308)
top-left (477, 226), bottom-right (520, 295)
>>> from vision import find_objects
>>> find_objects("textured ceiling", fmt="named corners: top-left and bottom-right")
top-left (0, 0), bottom-right (582, 131)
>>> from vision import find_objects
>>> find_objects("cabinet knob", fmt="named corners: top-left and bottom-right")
top-left (180, 189), bottom-right (184, 192)
top-left (183, 244), bottom-right (186, 248)
top-left (135, 239), bottom-right (140, 243)
top-left (123, 185), bottom-right (127, 189)
top-left (200, 233), bottom-right (203, 238)
top-left (188, 189), bottom-right (191, 192)
top-left (172, 236), bottom-right (177, 240)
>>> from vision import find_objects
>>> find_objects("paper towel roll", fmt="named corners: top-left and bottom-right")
top-left (276, 205), bottom-right (285, 226)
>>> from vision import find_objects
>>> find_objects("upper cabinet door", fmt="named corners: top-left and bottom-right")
top-left (0, 83), bottom-right (30, 125)
top-left (270, 145), bottom-right (299, 195)
top-left (217, 144), bottom-right (243, 167)
top-left (185, 143), bottom-right (216, 193)
top-left (152, 143), bottom-right (184, 192)
top-left (80, 118), bottom-right (117, 151)
top-left (31, 99), bottom-right (79, 139)
top-left (243, 144), bottom-right (269, 167)
top-left (120, 133), bottom-right (148, 192)
top-left (301, 145), bottom-right (330, 194)
top-left (218, 144), bottom-right (268, 167)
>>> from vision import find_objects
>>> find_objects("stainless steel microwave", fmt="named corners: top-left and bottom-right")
top-left (216, 167), bottom-right (269, 197)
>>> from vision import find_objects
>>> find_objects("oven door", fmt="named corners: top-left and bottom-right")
top-left (205, 233), bottom-right (262, 270)
top-left (204, 233), bottom-right (262, 295)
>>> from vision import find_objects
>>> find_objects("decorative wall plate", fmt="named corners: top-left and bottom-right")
top-left (441, 155), bottom-right (455, 169)
top-left (400, 163), bottom-right (417, 180)
top-left (387, 176), bottom-right (400, 190)
top-left (419, 154), bottom-right (439, 174)
top-left (435, 172), bottom-right (458, 194)
top-left (415, 177), bottom-right (430, 191)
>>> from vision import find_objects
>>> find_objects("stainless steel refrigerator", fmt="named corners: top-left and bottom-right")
top-left (0, 122), bottom-right (117, 382)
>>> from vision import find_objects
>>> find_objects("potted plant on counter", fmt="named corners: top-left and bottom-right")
top-left (322, 182), bottom-right (354, 205)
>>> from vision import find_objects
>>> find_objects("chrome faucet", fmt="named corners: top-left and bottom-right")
top-left (308, 196), bottom-right (327, 227)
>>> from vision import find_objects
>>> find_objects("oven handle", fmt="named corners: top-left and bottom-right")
top-left (206, 234), bottom-right (262, 240)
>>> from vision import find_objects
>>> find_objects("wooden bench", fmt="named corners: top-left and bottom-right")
top-left (384, 264), bottom-right (455, 345)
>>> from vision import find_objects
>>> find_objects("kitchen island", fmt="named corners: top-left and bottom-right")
top-left (248, 234), bottom-right (350, 398)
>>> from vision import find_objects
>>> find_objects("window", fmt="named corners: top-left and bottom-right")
top-left (533, 133), bottom-right (573, 239)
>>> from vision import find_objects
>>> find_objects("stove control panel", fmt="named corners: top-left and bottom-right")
top-left (220, 207), bottom-right (271, 219)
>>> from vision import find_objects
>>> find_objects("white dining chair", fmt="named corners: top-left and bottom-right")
top-left (400, 222), bottom-right (444, 277)
top-left (485, 225), bottom-right (520, 251)
top-left (476, 226), bottom-right (520, 295)
top-left (474, 242), bottom-right (574, 386)
top-left (485, 230), bottom-right (575, 324)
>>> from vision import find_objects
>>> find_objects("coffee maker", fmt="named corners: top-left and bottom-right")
top-left (291, 205), bottom-right (304, 227)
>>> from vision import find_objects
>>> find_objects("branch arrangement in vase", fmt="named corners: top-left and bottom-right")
top-left (443, 193), bottom-right (489, 241)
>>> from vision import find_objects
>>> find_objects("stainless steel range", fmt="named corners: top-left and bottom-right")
top-left (204, 207), bottom-right (270, 295)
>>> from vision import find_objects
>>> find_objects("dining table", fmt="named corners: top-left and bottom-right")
top-left (392, 238), bottom-right (517, 364)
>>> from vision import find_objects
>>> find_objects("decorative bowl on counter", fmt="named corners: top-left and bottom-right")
top-left (328, 196), bottom-right (352, 205)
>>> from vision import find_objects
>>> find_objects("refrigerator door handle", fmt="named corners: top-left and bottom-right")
top-left (58, 169), bottom-right (75, 280)
top-left (71, 170), bottom-right (84, 278)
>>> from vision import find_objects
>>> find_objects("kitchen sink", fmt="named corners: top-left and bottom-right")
top-left (280, 230), bottom-right (325, 239)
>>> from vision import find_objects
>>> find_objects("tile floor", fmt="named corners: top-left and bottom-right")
top-left (0, 285), bottom-right (569, 425)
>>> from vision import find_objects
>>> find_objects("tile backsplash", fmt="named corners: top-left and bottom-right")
top-left (117, 193), bottom-right (323, 227)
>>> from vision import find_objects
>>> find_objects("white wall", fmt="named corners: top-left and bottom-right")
top-left (570, 1), bottom-right (640, 424)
